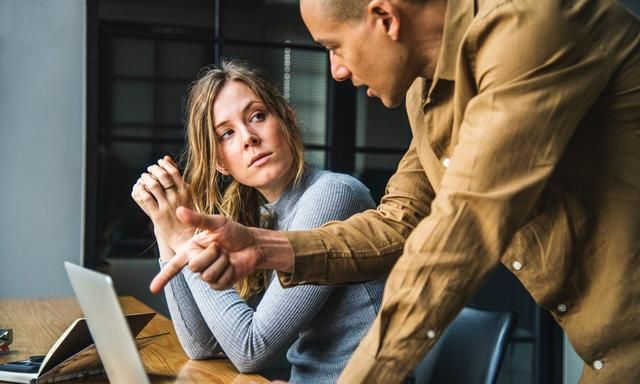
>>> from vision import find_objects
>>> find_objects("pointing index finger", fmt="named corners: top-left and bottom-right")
top-left (149, 250), bottom-right (190, 294)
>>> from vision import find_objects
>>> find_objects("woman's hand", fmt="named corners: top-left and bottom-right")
top-left (131, 156), bottom-right (194, 257)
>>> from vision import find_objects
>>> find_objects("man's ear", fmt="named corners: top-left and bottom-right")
top-left (366, 0), bottom-right (401, 41)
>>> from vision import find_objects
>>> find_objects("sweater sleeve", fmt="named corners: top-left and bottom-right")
top-left (162, 171), bottom-right (376, 372)
top-left (161, 263), bottom-right (221, 359)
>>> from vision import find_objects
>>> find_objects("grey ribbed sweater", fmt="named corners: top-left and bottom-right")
top-left (161, 167), bottom-right (385, 383)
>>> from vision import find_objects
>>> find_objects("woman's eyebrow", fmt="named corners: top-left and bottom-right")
top-left (214, 100), bottom-right (263, 130)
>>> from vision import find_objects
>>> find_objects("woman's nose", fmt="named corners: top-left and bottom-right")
top-left (244, 133), bottom-right (260, 149)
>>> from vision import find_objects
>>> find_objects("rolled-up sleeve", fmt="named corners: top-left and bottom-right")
top-left (339, 2), bottom-right (612, 382)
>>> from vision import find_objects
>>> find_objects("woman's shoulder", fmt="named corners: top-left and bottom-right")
top-left (293, 167), bottom-right (376, 214)
top-left (304, 167), bottom-right (372, 200)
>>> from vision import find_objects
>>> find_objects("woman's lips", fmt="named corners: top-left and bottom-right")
top-left (250, 153), bottom-right (272, 167)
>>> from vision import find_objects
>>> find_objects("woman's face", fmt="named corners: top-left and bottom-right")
top-left (213, 80), bottom-right (295, 202)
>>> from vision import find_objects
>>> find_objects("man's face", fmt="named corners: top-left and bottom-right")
top-left (300, 0), bottom-right (415, 108)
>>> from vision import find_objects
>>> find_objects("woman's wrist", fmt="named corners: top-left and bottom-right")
top-left (168, 228), bottom-right (194, 253)
top-left (154, 232), bottom-right (175, 262)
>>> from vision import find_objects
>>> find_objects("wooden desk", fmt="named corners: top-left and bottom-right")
top-left (0, 297), bottom-right (269, 383)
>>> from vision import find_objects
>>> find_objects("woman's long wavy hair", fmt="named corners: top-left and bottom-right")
top-left (183, 59), bottom-right (306, 299)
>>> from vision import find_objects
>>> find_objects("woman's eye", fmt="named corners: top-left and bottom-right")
top-left (219, 129), bottom-right (234, 140)
top-left (251, 111), bottom-right (266, 123)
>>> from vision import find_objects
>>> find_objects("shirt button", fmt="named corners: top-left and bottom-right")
top-left (593, 360), bottom-right (604, 370)
top-left (442, 157), bottom-right (451, 168)
top-left (426, 330), bottom-right (436, 339)
top-left (557, 304), bottom-right (567, 313)
top-left (512, 261), bottom-right (523, 271)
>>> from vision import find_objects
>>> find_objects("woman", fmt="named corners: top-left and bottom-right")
top-left (131, 60), bottom-right (384, 383)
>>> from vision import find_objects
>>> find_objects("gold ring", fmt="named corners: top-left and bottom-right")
top-left (163, 184), bottom-right (176, 190)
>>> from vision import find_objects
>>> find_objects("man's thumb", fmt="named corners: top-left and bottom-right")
top-left (176, 206), bottom-right (226, 231)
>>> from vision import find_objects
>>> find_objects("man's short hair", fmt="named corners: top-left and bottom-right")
top-left (319, 0), bottom-right (427, 22)
top-left (322, 0), bottom-right (370, 21)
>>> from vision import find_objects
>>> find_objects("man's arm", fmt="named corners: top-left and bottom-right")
top-left (280, 138), bottom-right (435, 285)
top-left (337, 2), bottom-right (612, 382)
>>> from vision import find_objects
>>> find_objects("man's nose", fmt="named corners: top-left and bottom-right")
top-left (330, 52), bottom-right (351, 82)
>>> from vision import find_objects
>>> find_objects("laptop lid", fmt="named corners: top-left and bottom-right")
top-left (64, 262), bottom-right (150, 384)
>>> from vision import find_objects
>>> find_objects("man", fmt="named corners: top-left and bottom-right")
top-left (152, 0), bottom-right (640, 382)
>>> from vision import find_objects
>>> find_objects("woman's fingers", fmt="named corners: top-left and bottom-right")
top-left (140, 172), bottom-right (166, 201)
top-left (132, 180), bottom-right (158, 213)
top-left (164, 155), bottom-right (177, 166)
top-left (147, 163), bottom-right (176, 191)
top-left (158, 156), bottom-right (182, 186)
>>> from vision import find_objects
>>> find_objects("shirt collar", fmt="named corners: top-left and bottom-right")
top-left (437, 0), bottom-right (476, 81)
top-left (422, 0), bottom-right (476, 102)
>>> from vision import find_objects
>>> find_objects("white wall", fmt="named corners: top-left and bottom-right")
top-left (0, 0), bottom-right (86, 298)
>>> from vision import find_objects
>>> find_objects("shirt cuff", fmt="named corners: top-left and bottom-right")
top-left (277, 230), bottom-right (327, 286)
top-left (337, 348), bottom-right (410, 384)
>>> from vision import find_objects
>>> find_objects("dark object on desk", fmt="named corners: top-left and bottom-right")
top-left (0, 356), bottom-right (44, 373)
top-left (413, 307), bottom-right (518, 384)
top-left (0, 328), bottom-right (12, 353)
top-left (0, 313), bottom-right (160, 383)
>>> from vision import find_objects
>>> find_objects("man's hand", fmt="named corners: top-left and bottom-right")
top-left (149, 207), bottom-right (293, 293)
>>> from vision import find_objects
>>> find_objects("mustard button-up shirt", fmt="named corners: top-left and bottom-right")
top-left (282, 0), bottom-right (640, 382)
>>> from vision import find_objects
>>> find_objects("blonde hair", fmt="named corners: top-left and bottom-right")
top-left (182, 59), bottom-right (306, 299)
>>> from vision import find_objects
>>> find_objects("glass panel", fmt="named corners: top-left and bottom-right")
top-left (158, 41), bottom-right (207, 79)
top-left (221, 0), bottom-right (314, 45)
top-left (110, 125), bottom-right (185, 141)
top-left (111, 37), bottom-right (154, 77)
top-left (157, 82), bottom-right (188, 124)
top-left (221, 45), bottom-right (327, 146)
top-left (354, 153), bottom-right (404, 203)
top-left (111, 80), bottom-right (154, 123)
top-left (111, 125), bottom-right (154, 138)
top-left (98, 141), bottom-right (185, 254)
top-left (289, 49), bottom-right (327, 145)
top-left (305, 149), bottom-right (326, 169)
top-left (99, 1), bottom-right (214, 28)
top-left (355, 88), bottom-right (412, 150)
top-left (221, 45), bottom-right (284, 78)
top-left (355, 152), bottom-right (404, 174)
top-left (620, 0), bottom-right (640, 15)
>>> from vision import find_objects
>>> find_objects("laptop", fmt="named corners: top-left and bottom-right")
top-left (64, 262), bottom-right (151, 384)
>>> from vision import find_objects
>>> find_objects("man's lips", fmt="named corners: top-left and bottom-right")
top-left (249, 152), bottom-right (272, 167)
